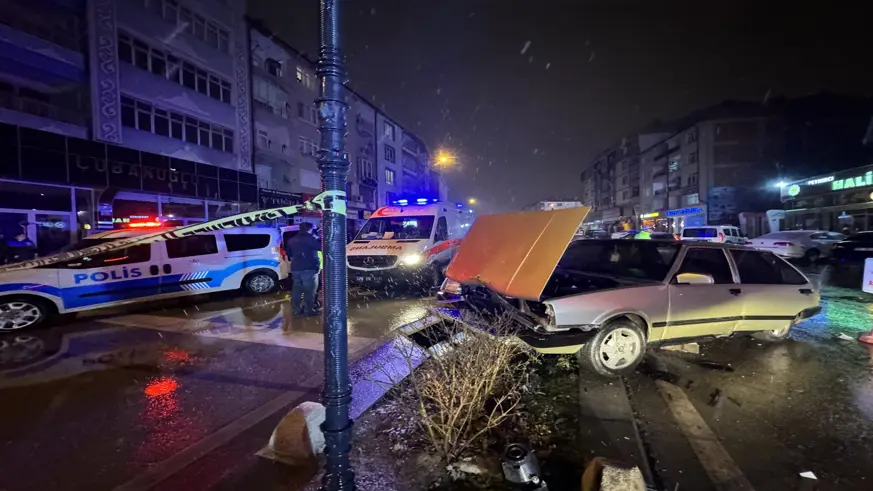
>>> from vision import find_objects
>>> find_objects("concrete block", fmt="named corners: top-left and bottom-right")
top-left (258, 401), bottom-right (326, 466)
top-left (600, 465), bottom-right (646, 491)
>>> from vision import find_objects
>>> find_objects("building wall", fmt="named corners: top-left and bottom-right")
top-left (90, 0), bottom-right (252, 171)
top-left (376, 112), bottom-right (401, 206)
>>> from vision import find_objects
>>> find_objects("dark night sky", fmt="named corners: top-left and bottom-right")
top-left (248, 0), bottom-right (872, 212)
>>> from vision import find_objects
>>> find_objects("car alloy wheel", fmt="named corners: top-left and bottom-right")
top-left (598, 327), bottom-right (642, 370)
top-left (0, 301), bottom-right (43, 331)
top-left (247, 274), bottom-right (276, 294)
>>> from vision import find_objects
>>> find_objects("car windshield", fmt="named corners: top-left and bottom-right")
top-left (355, 216), bottom-right (435, 240)
top-left (556, 241), bottom-right (681, 282)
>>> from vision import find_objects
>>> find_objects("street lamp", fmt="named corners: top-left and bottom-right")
top-left (467, 197), bottom-right (477, 205)
top-left (434, 150), bottom-right (455, 168)
top-left (316, 0), bottom-right (355, 489)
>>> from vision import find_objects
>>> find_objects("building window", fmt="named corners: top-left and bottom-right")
top-left (265, 58), bottom-right (283, 77)
top-left (118, 32), bottom-right (232, 104)
top-left (298, 136), bottom-right (319, 157)
top-left (253, 78), bottom-right (289, 119)
top-left (686, 128), bottom-right (698, 143)
top-left (620, 175), bottom-right (629, 186)
top-left (384, 144), bottom-right (395, 163)
top-left (386, 191), bottom-right (397, 205)
top-left (684, 193), bottom-right (699, 205)
top-left (385, 168), bottom-right (395, 185)
top-left (668, 156), bottom-right (680, 173)
top-left (120, 95), bottom-right (233, 153)
top-left (357, 157), bottom-right (375, 180)
top-left (257, 129), bottom-right (269, 149)
top-left (383, 121), bottom-right (396, 141)
top-left (144, 0), bottom-right (231, 53)
top-left (688, 173), bottom-right (699, 186)
top-left (689, 151), bottom-right (698, 164)
top-left (297, 102), bottom-right (317, 125)
top-left (296, 66), bottom-right (317, 91)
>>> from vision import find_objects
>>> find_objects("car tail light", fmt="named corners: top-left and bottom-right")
top-left (278, 243), bottom-right (288, 260)
top-left (718, 232), bottom-right (725, 242)
top-left (773, 242), bottom-right (794, 246)
top-left (745, 240), bottom-right (753, 245)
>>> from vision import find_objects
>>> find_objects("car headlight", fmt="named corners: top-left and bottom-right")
top-left (400, 253), bottom-right (423, 266)
top-left (545, 304), bottom-right (556, 326)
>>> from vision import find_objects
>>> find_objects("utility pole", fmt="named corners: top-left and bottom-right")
top-left (315, 0), bottom-right (355, 489)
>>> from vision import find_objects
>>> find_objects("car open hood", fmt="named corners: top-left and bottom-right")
top-left (445, 207), bottom-right (590, 301)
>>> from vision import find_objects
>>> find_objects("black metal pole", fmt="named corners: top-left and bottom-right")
top-left (315, 0), bottom-right (354, 489)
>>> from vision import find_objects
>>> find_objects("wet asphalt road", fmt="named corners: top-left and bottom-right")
top-left (0, 287), bottom-right (431, 491)
top-left (624, 265), bottom-right (873, 491)
top-left (3, 265), bottom-right (873, 490)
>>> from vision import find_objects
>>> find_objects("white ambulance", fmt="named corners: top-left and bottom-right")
top-left (347, 200), bottom-right (474, 288)
top-left (0, 227), bottom-right (289, 331)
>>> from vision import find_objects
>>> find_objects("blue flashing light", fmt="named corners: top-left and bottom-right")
top-left (416, 198), bottom-right (428, 204)
top-left (395, 199), bottom-right (409, 205)
top-left (455, 203), bottom-right (464, 208)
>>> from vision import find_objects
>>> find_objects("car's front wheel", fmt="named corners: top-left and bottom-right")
top-left (579, 319), bottom-right (647, 377)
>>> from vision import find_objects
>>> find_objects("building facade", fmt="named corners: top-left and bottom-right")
top-left (582, 102), bottom-right (780, 234)
top-left (781, 165), bottom-right (873, 233)
top-left (0, 2), bottom-right (438, 254)
top-left (0, 0), bottom-right (256, 256)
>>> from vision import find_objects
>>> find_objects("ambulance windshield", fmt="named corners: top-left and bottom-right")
top-left (356, 216), bottom-right (435, 240)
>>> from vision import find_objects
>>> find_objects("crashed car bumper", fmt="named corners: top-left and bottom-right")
top-left (516, 328), bottom-right (599, 354)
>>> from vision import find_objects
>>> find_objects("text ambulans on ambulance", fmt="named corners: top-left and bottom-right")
top-left (347, 202), bottom-right (474, 287)
top-left (0, 227), bottom-right (289, 331)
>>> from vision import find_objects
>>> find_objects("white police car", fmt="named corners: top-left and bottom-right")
top-left (0, 227), bottom-right (289, 331)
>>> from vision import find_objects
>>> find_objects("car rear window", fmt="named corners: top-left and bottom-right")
top-left (730, 250), bottom-right (807, 285)
top-left (682, 228), bottom-right (717, 238)
top-left (224, 234), bottom-right (272, 252)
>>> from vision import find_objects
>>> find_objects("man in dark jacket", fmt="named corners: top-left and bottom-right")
top-left (286, 222), bottom-right (321, 316)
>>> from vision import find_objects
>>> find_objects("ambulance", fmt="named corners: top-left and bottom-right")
top-left (0, 227), bottom-right (289, 331)
top-left (347, 199), bottom-right (474, 288)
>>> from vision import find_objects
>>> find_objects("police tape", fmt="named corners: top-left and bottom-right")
top-left (0, 190), bottom-right (346, 275)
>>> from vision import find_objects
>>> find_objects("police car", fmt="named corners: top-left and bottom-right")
top-left (0, 227), bottom-right (289, 331)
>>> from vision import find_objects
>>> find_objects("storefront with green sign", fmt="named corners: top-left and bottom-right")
top-left (781, 164), bottom-right (873, 233)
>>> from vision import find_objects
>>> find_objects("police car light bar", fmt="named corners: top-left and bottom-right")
top-left (392, 197), bottom-right (439, 206)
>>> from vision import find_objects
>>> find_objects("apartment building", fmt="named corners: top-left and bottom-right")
top-left (0, 0), bottom-right (255, 255)
top-left (582, 102), bottom-right (778, 234)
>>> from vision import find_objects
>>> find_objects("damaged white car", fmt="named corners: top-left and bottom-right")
top-left (429, 207), bottom-right (821, 377)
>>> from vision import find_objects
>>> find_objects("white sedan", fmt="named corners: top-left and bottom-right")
top-left (750, 230), bottom-right (845, 261)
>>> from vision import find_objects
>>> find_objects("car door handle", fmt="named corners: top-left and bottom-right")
top-left (799, 288), bottom-right (813, 295)
top-left (150, 265), bottom-right (159, 276)
top-left (729, 288), bottom-right (742, 296)
top-left (163, 264), bottom-right (172, 274)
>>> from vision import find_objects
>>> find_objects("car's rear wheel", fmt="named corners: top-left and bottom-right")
top-left (752, 322), bottom-right (793, 342)
top-left (579, 319), bottom-right (646, 377)
top-left (0, 296), bottom-right (54, 332)
top-left (242, 271), bottom-right (279, 295)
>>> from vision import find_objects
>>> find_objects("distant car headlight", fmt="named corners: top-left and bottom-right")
top-left (400, 253), bottom-right (423, 266)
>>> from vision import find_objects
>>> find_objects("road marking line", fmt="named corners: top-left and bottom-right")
top-left (655, 380), bottom-right (755, 491)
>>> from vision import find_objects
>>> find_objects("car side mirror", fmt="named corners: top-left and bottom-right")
top-left (675, 272), bottom-right (714, 285)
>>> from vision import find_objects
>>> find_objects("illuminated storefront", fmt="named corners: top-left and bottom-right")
top-left (781, 165), bottom-right (873, 233)
top-left (0, 123), bottom-right (257, 255)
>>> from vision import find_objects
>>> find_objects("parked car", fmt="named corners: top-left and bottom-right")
top-left (681, 225), bottom-right (746, 244)
top-left (0, 227), bottom-right (289, 331)
top-left (750, 230), bottom-right (845, 262)
top-left (435, 209), bottom-right (820, 377)
top-left (831, 232), bottom-right (873, 266)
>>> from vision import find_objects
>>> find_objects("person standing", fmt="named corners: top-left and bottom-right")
top-left (286, 222), bottom-right (321, 316)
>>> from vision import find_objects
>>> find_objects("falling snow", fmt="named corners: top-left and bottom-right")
top-left (528, 56), bottom-right (534, 63)
top-left (520, 40), bottom-right (531, 55)
top-left (588, 51), bottom-right (596, 62)
top-left (545, 62), bottom-right (551, 70)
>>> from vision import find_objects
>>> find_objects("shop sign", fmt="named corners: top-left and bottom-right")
top-left (782, 166), bottom-right (873, 201)
top-left (640, 212), bottom-right (660, 219)
top-left (259, 189), bottom-right (302, 209)
top-left (666, 207), bottom-right (704, 217)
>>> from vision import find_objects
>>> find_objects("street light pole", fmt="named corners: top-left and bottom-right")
top-left (315, 0), bottom-right (354, 489)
